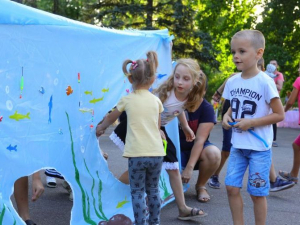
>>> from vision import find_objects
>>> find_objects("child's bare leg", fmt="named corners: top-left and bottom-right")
top-left (168, 169), bottom-right (187, 213)
top-left (119, 170), bottom-right (129, 184)
top-left (269, 162), bottom-right (276, 182)
top-left (291, 142), bottom-right (300, 177)
top-left (167, 169), bottom-right (205, 217)
top-left (14, 177), bottom-right (30, 221)
top-left (250, 195), bottom-right (267, 225)
top-left (226, 186), bottom-right (244, 225)
top-left (213, 150), bottom-right (230, 176)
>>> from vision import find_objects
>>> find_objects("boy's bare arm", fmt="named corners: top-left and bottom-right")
top-left (233, 98), bottom-right (284, 131)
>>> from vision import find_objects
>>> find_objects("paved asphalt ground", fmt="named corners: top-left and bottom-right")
top-left (12, 123), bottom-right (300, 225)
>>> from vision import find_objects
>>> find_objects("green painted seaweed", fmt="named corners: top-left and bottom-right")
top-left (0, 203), bottom-right (5, 224)
top-left (86, 191), bottom-right (91, 219)
top-left (6, 206), bottom-right (16, 225)
top-left (84, 159), bottom-right (108, 221)
top-left (9, 208), bottom-right (16, 225)
top-left (65, 112), bottom-right (96, 225)
top-left (96, 171), bottom-right (108, 221)
top-left (0, 204), bottom-right (17, 225)
top-left (159, 176), bottom-right (170, 200)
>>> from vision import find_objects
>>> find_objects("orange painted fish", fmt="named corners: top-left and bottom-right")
top-left (66, 86), bottom-right (73, 95)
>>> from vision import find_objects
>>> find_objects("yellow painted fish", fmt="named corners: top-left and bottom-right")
top-left (84, 91), bottom-right (93, 95)
top-left (79, 108), bottom-right (94, 113)
top-left (89, 97), bottom-right (104, 104)
top-left (102, 88), bottom-right (109, 93)
top-left (9, 111), bottom-right (30, 121)
top-left (116, 196), bottom-right (129, 208)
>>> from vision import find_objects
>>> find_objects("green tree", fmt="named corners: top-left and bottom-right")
top-left (18, 0), bottom-right (219, 69)
top-left (16, 0), bottom-right (97, 22)
top-left (195, 0), bottom-right (261, 96)
top-left (90, 0), bottom-right (219, 69)
top-left (256, 0), bottom-right (300, 96)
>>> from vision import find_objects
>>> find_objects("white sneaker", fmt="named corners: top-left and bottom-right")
top-left (46, 176), bottom-right (57, 188)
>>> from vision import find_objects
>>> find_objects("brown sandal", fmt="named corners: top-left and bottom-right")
top-left (195, 186), bottom-right (210, 203)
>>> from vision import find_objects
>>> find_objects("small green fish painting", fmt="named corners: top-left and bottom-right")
top-left (79, 108), bottom-right (93, 113)
top-left (102, 88), bottom-right (109, 93)
top-left (89, 97), bottom-right (103, 104)
top-left (84, 91), bottom-right (93, 95)
top-left (116, 196), bottom-right (129, 208)
top-left (9, 111), bottom-right (30, 121)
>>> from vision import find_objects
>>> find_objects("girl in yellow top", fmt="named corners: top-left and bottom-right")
top-left (97, 51), bottom-right (165, 225)
top-left (101, 58), bottom-right (208, 221)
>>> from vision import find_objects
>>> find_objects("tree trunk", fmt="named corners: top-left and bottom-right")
top-left (146, 0), bottom-right (153, 29)
top-left (53, 0), bottom-right (59, 14)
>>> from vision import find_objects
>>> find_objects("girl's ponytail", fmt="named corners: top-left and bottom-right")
top-left (146, 51), bottom-right (159, 77)
top-left (122, 51), bottom-right (158, 90)
top-left (122, 59), bottom-right (134, 76)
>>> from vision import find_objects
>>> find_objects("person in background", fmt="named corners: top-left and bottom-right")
top-left (284, 91), bottom-right (291, 105)
top-left (180, 71), bottom-right (221, 201)
top-left (265, 63), bottom-right (295, 192)
top-left (210, 86), bottom-right (233, 189)
top-left (257, 57), bottom-right (265, 71)
top-left (14, 172), bottom-right (44, 225)
top-left (278, 63), bottom-right (300, 185)
top-left (270, 59), bottom-right (284, 147)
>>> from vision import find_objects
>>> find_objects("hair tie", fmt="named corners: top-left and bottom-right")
top-left (131, 61), bottom-right (139, 70)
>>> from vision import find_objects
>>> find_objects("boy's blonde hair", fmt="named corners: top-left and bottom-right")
top-left (232, 30), bottom-right (265, 50)
top-left (122, 51), bottom-right (158, 90)
top-left (153, 58), bottom-right (206, 112)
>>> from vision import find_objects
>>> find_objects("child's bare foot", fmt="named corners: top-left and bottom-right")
top-left (195, 186), bottom-right (210, 203)
top-left (178, 207), bottom-right (207, 220)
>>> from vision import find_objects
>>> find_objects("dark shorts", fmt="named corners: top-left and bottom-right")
top-left (222, 127), bottom-right (232, 152)
top-left (180, 140), bottom-right (214, 170)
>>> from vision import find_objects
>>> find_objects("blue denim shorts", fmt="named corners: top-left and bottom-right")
top-left (181, 140), bottom-right (214, 170)
top-left (225, 147), bottom-right (272, 196)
